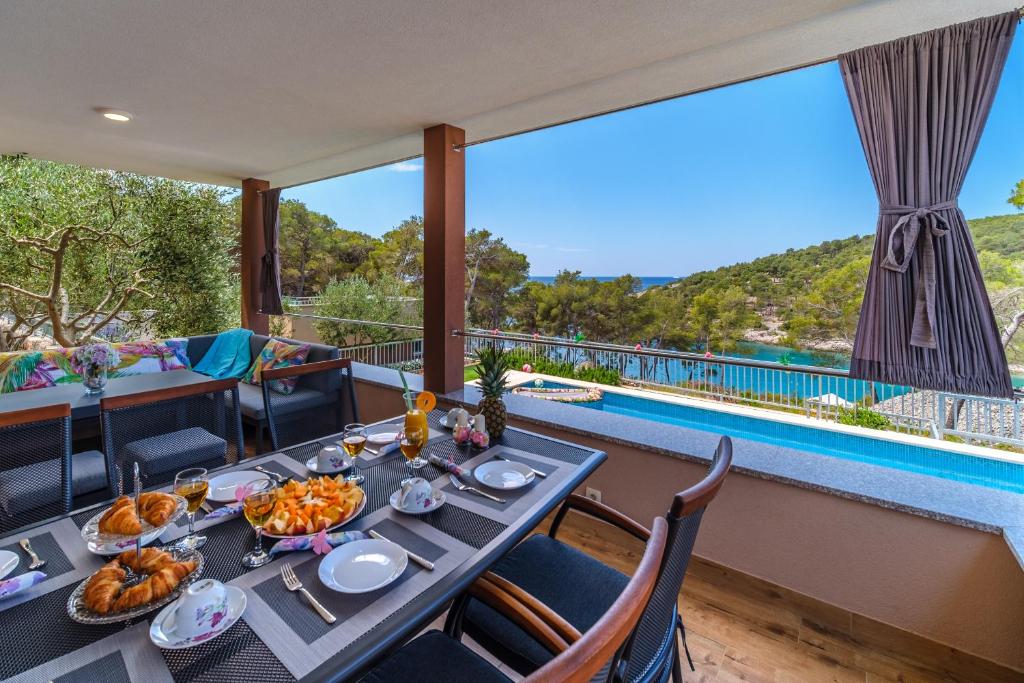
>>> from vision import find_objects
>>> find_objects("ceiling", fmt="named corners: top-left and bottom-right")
top-left (0, 0), bottom-right (1012, 188)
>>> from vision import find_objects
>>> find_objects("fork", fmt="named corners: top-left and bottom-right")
top-left (254, 466), bottom-right (287, 484)
top-left (449, 474), bottom-right (505, 504)
top-left (492, 453), bottom-right (547, 478)
top-left (280, 563), bottom-right (335, 623)
top-left (19, 539), bottom-right (45, 570)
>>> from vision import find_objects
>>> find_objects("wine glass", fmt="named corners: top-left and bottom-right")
top-left (241, 479), bottom-right (277, 568)
top-left (173, 468), bottom-right (209, 549)
top-left (342, 423), bottom-right (367, 484)
top-left (399, 426), bottom-right (428, 470)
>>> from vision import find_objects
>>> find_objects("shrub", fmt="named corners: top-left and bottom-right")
top-left (836, 406), bottom-right (890, 430)
top-left (504, 350), bottom-right (620, 386)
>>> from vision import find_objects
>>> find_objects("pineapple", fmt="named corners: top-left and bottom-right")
top-left (474, 346), bottom-right (512, 439)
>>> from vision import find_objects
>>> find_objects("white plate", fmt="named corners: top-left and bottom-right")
top-left (0, 550), bottom-right (18, 580)
top-left (473, 460), bottom-right (536, 490)
top-left (389, 489), bottom-right (446, 515)
top-left (318, 539), bottom-right (408, 593)
top-left (87, 528), bottom-right (162, 555)
top-left (304, 456), bottom-right (352, 475)
top-left (366, 430), bottom-right (400, 446)
top-left (207, 471), bottom-right (274, 503)
top-left (261, 494), bottom-right (367, 539)
top-left (149, 586), bottom-right (246, 649)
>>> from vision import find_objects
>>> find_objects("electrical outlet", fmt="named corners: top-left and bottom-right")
top-left (585, 487), bottom-right (601, 503)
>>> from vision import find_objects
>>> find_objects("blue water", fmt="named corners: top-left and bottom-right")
top-left (528, 275), bottom-right (676, 290)
top-left (520, 380), bottom-right (1024, 493)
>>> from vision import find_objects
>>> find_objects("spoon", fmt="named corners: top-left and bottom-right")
top-left (19, 539), bottom-right (45, 570)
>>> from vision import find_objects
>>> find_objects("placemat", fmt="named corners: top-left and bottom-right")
top-left (232, 506), bottom-right (476, 679)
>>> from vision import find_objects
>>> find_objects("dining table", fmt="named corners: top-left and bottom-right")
top-left (0, 409), bottom-right (606, 682)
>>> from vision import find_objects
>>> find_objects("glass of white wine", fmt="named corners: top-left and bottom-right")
top-left (174, 468), bottom-right (209, 549)
top-left (342, 423), bottom-right (367, 484)
top-left (241, 479), bottom-right (276, 568)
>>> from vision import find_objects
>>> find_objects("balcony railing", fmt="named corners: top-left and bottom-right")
top-left (283, 313), bottom-right (1022, 450)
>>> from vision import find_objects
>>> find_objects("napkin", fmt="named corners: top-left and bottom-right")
top-left (0, 571), bottom-right (46, 600)
top-left (203, 501), bottom-right (244, 521)
top-left (269, 530), bottom-right (369, 557)
top-left (428, 453), bottom-right (468, 477)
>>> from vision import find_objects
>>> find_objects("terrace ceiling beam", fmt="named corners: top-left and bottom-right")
top-left (422, 124), bottom-right (466, 394)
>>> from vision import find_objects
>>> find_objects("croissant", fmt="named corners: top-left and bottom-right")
top-left (116, 547), bottom-right (176, 574)
top-left (98, 496), bottom-right (142, 536)
top-left (82, 560), bottom-right (126, 615)
top-left (111, 559), bottom-right (197, 612)
top-left (138, 492), bottom-right (177, 527)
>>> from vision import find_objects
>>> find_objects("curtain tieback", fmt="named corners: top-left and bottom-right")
top-left (877, 200), bottom-right (957, 350)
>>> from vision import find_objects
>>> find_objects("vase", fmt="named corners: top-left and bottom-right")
top-left (82, 364), bottom-right (107, 395)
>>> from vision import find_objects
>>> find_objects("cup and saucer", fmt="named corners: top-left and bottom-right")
top-left (150, 579), bottom-right (246, 649)
top-left (389, 477), bottom-right (445, 515)
top-left (305, 445), bottom-right (353, 475)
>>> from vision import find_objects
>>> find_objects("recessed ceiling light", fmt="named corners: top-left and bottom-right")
top-left (96, 107), bottom-right (133, 122)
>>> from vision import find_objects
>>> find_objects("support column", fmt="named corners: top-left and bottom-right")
top-left (422, 124), bottom-right (465, 393)
top-left (240, 177), bottom-right (270, 334)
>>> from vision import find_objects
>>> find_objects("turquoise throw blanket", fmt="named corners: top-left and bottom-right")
top-left (193, 328), bottom-right (254, 379)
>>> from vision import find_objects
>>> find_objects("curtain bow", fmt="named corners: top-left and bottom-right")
top-left (878, 200), bottom-right (957, 349)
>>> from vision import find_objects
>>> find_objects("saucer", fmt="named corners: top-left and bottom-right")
top-left (389, 489), bottom-right (446, 515)
top-left (87, 528), bottom-right (162, 555)
top-left (0, 550), bottom-right (18, 580)
top-left (304, 456), bottom-right (351, 475)
top-left (149, 586), bottom-right (246, 649)
top-left (319, 539), bottom-right (408, 593)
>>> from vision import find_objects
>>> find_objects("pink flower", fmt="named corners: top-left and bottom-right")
top-left (522, 363), bottom-right (533, 373)
top-left (233, 484), bottom-right (253, 502)
top-left (311, 529), bottom-right (331, 555)
top-left (704, 351), bottom-right (713, 358)
top-left (532, 332), bottom-right (540, 339)
top-left (635, 343), bottom-right (642, 351)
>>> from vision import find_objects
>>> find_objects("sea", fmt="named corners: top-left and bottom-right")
top-left (528, 275), bottom-right (675, 290)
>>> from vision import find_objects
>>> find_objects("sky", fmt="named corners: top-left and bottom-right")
top-left (285, 26), bottom-right (1023, 278)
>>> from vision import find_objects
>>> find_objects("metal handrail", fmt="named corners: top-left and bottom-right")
top-left (284, 312), bottom-right (424, 333)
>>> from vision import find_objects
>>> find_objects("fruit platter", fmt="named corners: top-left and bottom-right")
top-left (261, 476), bottom-right (366, 538)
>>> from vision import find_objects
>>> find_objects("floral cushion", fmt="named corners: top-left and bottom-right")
top-left (163, 338), bottom-right (192, 370)
top-left (243, 339), bottom-right (311, 395)
top-left (0, 352), bottom-right (53, 393)
top-left (107, 341), bottom-right (188, 376)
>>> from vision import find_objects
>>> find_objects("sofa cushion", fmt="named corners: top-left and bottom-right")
top-left (243, 339), bottom-right (311, 395)
top-left (122, 427), bottom-right (226, 478)
top-left (232, 382), bottom-right (334, 422)
top-left (0, 450), bottom-right (108, 517)
top-left (0, 352), bottom-right (53, 393)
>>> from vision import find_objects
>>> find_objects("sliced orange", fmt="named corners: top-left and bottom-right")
top-left (416, 390), bottom-right (437, 413)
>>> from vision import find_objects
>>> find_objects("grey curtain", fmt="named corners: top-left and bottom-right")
top-left (259, 187), bottom-right (284, 316)
top-left (840, 12), bottom-right (1017, 398)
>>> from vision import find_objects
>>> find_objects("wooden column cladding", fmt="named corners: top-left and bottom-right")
top-left (422, 124), bottom-right (466, 393)
top-left (240, 177), bottom-right (270, 334)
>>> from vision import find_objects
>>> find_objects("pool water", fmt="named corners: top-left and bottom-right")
top-left (518, 381), bottom-right (1024, 494)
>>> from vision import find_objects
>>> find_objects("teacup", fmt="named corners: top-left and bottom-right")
top-left (317, 445), bottom-right (349, 472)
top-left (447, 407), bottom-right (470, 428)
top-left (397, 477), bottom-right (433, 510)
top-left (172, 579), bottom-right (228, 638)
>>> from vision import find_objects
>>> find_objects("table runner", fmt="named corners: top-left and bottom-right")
top-left (0, 410), bottom-right (604, 682)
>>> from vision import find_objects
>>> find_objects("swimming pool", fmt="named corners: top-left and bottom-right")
top-left (517, 380), bottom-right (1024, 494)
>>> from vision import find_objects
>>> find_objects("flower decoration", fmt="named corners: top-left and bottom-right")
top-left (704, 351), bottom-right (713, 358)
top-left (532, 332), bottom-right (540, 340)
top-left (311, 529), bottom-right (332, 555)
top-left (69, 343), bottom-right (120, 374)
top-left (635, 343), bottom-right (642, 351)
top-left (522, 363), bottom-right (533, 373)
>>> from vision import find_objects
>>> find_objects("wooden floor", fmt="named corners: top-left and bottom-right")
top-left (507, 510), bottom-right (1021, 683)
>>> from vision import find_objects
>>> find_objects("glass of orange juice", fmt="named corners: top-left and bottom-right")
top-left (402, 392), bottom-right (430, 469)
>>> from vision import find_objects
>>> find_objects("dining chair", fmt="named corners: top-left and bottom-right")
top-left (100, 378), bottom-right (244, 492)
top-left (259, 357), bottom-right (360, 452)
top-left (359, 516), bottom-right (668, 683)
top-left (446, 436), bottom-right (733, 682)
top-left (0, 404), bottom-right (110, 533)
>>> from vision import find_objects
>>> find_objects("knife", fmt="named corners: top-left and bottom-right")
top-left (368, 529), bottom-right (434, 571)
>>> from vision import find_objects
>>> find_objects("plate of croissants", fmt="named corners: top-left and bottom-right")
top-left (80, 492), bottom-right (188, 545)
top-left (68, 546), bottom-right (204, 624)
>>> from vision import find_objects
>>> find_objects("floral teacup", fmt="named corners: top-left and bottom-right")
top-left (317, 445), bottom-right (349, 472)
top-left (397, 477), bottom-right (433, 511)
top-left (172, 579), bottom-right (228, 638)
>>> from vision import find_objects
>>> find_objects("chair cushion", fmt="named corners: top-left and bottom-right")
top-left (358, 630), bottom-right (511, 683)
top-left (462, 533), bottom-right (629, 675)
top-left (0, 450), bottom-right (108, 516)
top-left (243, 339), bottom-right (311, 395)
top-left (122, 427), bottom-right (225, 477)
top-left (232, 383), bottom-right (333, 422)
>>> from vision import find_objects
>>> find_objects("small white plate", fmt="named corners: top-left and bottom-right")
top-left (207, 471), bottom-right (274, 503)
top-left (473, 460), bottom-right (536, 490)
top-left (389, 489), bottom-right (446, 515)
top-left (318, 539), bottom-right (408, 593)
top-left (366, 430), bottom-right (400, 446)
top-left (87, 528), bottom-right (162, 555)
top-left (304, 456), bottom-right (352, 475)
top-left (149, 586), bottom-right (246, 649)
top-left (0, 550), bottom-right (18, 579)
